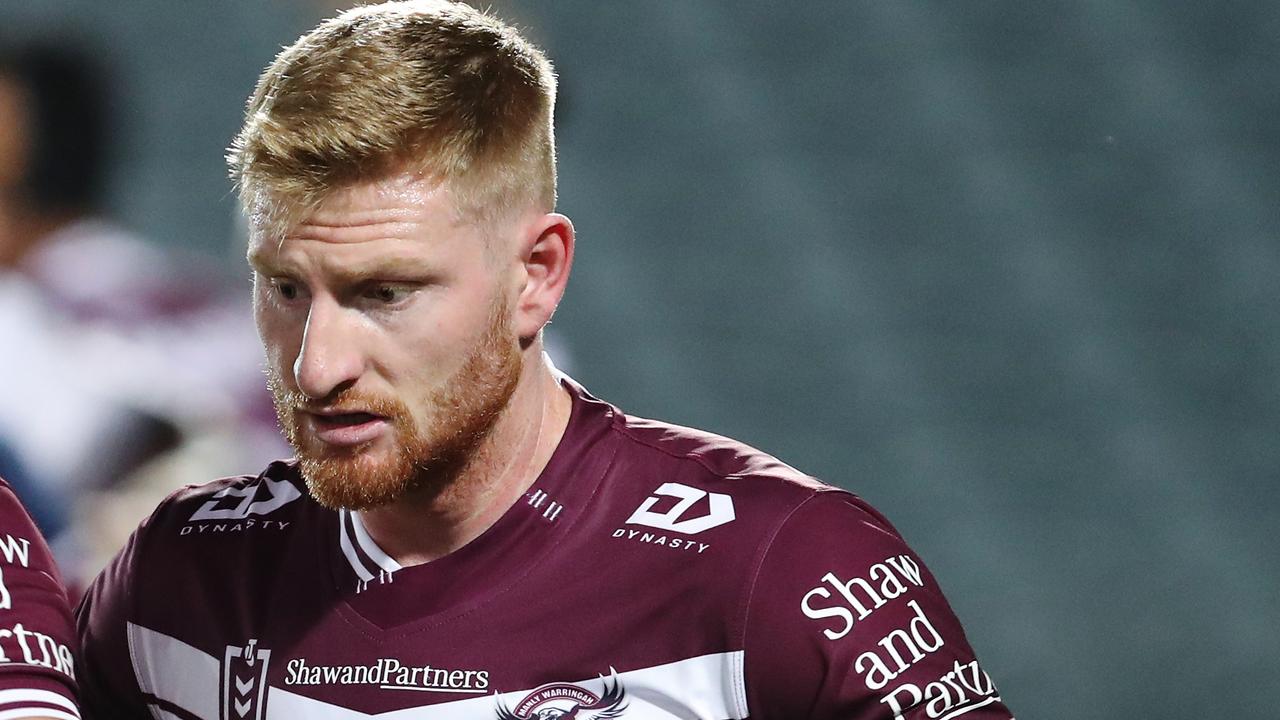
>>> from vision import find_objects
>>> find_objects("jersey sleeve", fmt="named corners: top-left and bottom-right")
top-left (74, 520), bottom-right (151, 720)
top-left (742, 490), bottom-right (1013, 719)
top-left (0, 479), bottom-right (81, 720)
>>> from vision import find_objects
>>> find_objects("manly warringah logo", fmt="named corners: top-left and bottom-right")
top-left (222, 640), bottom-right (271, 720)
top-left (495, 672), bottom-right (627, 720)
top-left (190, 478), bottom-right (302, 522)
top-left (626, 483), bottom-right (735, 534)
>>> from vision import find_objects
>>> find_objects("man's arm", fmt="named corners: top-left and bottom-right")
top-left (0, 478), bottom-right (81, 720)
top-left (742, 490), bottom-right (1014, 719)
top-left (74, 524), bottom-right (150, 719)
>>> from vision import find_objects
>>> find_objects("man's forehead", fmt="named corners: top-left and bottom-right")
top-left (244, 172), bottom-right (501, 271)
top-left (246, 172), bottom-right (459, 242)
top-left (301, 173), bottom-right (455, 227)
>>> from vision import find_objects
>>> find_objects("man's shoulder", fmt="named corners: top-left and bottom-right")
top-left (600, 407), bottom-right (879, 542)
top-left (0, 475), bottom-right (35, 526)
top-left (610, 409), bottom-right (833, 496)
top-left (137, 459), bottom-right (316, 540)
top-left (89, 460), bottom-right (323, 621)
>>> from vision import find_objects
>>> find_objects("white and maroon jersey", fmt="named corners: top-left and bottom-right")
top-left (76, 380), bottom-right (1012, 720)
top-left (0, 478), bottom-right (80, 720)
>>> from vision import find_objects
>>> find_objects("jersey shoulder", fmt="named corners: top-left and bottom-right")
top-left (74, 461), bottom-right (317, 719)
top-left (0, 477), bottom-right (50, 538)
top-left (141, 459), bottom-right (312, 535)
top-left (608, 408), bottom-right (858, 511)
top-left (0, 477), bottom-right (80, 714)
top-left (117, 459), bottom-right (319, 585)
top-left (595, 406), bottom-right (900, 562)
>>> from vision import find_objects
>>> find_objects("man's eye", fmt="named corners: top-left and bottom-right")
top-left (365, 284), bottom-right (412, 304)
top-left (273, 280), bottom-right (300, 300)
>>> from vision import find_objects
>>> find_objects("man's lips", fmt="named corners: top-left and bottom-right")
top-left (301, 409), bottom-right (390, 446)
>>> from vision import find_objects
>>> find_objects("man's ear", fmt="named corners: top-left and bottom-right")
top-left (512, 212), bottom-right (574, 341)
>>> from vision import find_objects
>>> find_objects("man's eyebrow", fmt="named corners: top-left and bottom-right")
top-left (245, 252), bottom-right (435, 280)
top-left (245, 250), bottom-right (275, 273)
top-left (246, 251), bottom-right (303, 277)
top-left (331, 257), bottom-right (437, 282)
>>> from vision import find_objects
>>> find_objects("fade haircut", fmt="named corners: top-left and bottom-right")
top-left (227, 0), bottom-right (557, 238)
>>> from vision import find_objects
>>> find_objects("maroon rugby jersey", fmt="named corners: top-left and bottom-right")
top-left (76, 380), bottom-right (1011, 720)
top-left (0, 478), bottom-right (80, 719)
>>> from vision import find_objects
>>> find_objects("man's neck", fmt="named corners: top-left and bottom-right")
top-left (355, 354), bottom-right (573, 567)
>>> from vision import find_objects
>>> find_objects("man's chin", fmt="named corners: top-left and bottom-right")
top-left (296, 448), bottom-right (414, 511)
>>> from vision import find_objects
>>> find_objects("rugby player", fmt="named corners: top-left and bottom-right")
top-left (0, 478), bottom-right (79, 720)
top-left (76, 3), bottom-right (1013, 718)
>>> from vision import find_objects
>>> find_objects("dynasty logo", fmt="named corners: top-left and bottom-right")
top-left (612, 482), bottom-right (735, 555)
top-left (190, 477), bottom-right (302, 522)
top-left (495, 672), bottom-right (628, 719)
top-left (625, 483), bottom-right (734, 534)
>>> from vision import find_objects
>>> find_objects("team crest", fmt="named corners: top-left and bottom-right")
top-left (495, 671), bottom-right (628, 719)
top-left (222, 640), bottom-right (271, 720)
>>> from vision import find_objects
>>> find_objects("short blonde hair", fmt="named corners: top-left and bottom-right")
top-left (227, 0), bottom-right (557, 236)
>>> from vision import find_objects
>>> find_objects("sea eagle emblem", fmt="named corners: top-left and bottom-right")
top-left (495, 671), bottom-right (628, 719)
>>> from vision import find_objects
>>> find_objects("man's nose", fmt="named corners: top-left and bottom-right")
top-left (293, 297), bottom-right (363, 400)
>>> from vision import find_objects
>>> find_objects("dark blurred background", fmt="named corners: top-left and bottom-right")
top-left (1, 1), bottom-right (1276, 718)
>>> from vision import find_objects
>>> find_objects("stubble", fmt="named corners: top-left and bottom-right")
top-left (267, 296), bottom-right (523, 510)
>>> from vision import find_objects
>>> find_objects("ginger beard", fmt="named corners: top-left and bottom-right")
top-left (267, 295), bottom-right (523, 511)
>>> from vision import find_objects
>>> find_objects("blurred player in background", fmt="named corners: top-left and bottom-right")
top-left (0, 477), bottom-right (79, 720)
top-left (0, 42), bottom-right (160, 539)
top-left (0, 41), bottom-right (285, 587)
top-left (76, 2), bottom-right (1013, 718)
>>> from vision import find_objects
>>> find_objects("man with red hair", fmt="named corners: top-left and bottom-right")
top-left (77, 3), bottom-right (1013, 718)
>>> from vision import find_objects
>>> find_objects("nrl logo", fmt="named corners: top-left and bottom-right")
top-left (222, 639), bottom-right (271, 720)
top-left (495, 671), bottom-right (628, 719)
